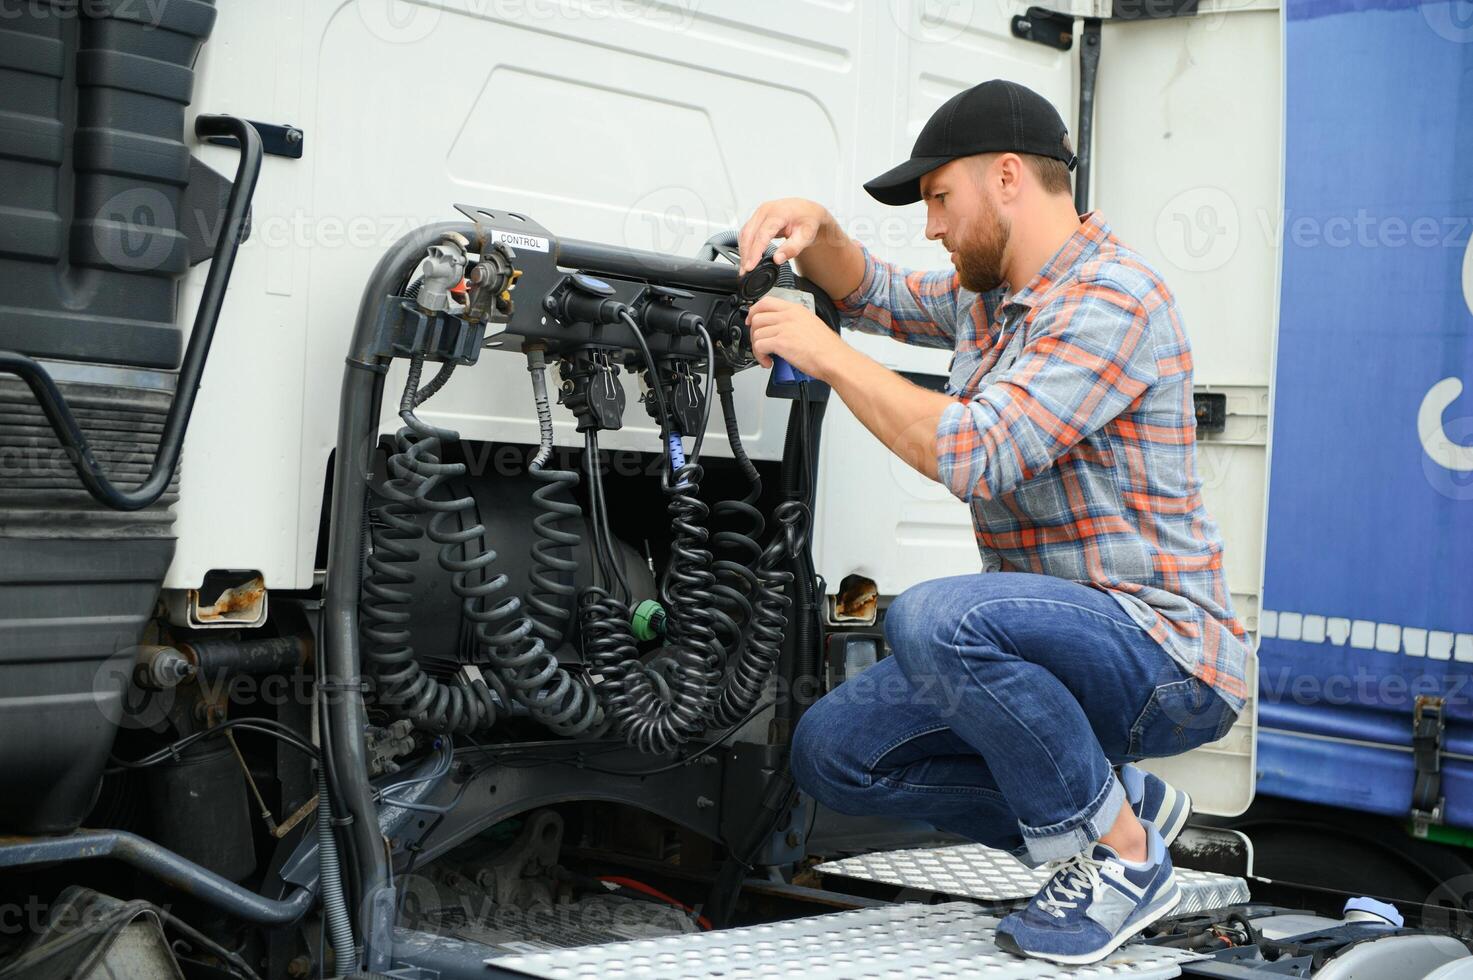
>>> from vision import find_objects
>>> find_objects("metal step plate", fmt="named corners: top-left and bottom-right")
top-left (489, 901), bottom-right (1206, 979)
top-left (816, 844), bottom-right (1250, 914)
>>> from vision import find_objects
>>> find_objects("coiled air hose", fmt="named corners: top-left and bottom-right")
top-left (363, 354), bottom-right (603, 736)
top-left (360, 358), bottom-right (504, 734)
top-left (571, 313), bottom-right (726, 754)
top-left (703, 381), bottom-right (763, 658)
top-left (703, 372), bottom-right (809, 729)
top-left (578, 421), bottom-right (720, 754)
top-left (525, 349), bottom-right (583, 650)
top-left (410, 356), bottom-right (602, 736)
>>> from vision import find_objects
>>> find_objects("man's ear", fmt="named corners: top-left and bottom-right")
top-left (994, 153), bottom-right (1025, 204)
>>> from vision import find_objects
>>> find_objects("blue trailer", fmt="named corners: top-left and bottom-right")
top-left (1256, 0), bottom-right (1473, 860)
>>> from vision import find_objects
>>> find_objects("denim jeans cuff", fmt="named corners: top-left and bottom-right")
top-left (1017, 770), bottom-right (1127, 865)
top-left (1006, 843), bottom-right (1048, 869)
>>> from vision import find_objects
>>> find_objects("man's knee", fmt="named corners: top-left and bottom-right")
top-left (790, 695), bottom-right (867, 811)
top-left (882, 581), bottom-right (933, 656)
top-left (885, 580), bottom-right (971, 688)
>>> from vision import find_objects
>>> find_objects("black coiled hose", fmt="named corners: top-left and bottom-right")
top-left (361, 358), bottom-right (504, 734)
top-left (704, 374), bottom-right (810, 728)
top-left (575, 426), bottom-right (640, 687)
top-left (559, 311), bottom-right (724, 755)
top-left (364, 355), bottom-right (603, 737)
top-left (711, 500), bottom-right (807, 727)
top-left (578, 587), bottom-right (638, 694)
top-left (525, 350), bottom-right (582, 649)
top-left (603, 460), bottom-right (723, 755)
top-left (705, 377), bottom-right (763, 655)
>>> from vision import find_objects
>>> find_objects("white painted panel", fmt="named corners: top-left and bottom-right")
top-left (813, 0), bottom-right (1076, 593)
top-left (1094, 11), bottom-right (1282, 389)
top-left (813, 395), bottom-right (981, 596)
top-left (166, 0), bottom-right (315, 590)
top-left (171, 0), bottom-right (868, 586)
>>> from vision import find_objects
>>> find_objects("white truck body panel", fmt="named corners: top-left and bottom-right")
top-left (173, 0), bottom-right (1275, 815)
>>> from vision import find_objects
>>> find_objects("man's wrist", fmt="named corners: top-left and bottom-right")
top-left (818, 338), bottom-right (868, 387)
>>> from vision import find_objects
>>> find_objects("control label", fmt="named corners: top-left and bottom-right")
top-left (489, 228), bottom-right (550, 253)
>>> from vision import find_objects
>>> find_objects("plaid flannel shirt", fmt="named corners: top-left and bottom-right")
top-left (835, 213), bottom-right (1251, 711)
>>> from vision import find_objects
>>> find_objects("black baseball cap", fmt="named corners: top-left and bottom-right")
top-left (864, 79), bottom-right (1076, 206)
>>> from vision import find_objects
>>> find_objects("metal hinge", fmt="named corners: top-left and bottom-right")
top-left (1011, 7), bottom-right (1075, 49)
top-left (1411, 696), bottom-right (1445, 837)
top-left (206, 119), bottom-right (304, 159)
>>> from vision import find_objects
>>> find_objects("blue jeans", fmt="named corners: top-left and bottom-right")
top-left (791, 572), bottom-right (1237, 864)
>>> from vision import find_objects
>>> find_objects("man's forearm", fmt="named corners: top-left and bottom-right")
top-left (824, 345), bottom-right (955, 483)
top-left (792, 215), bottom-right (868, 303)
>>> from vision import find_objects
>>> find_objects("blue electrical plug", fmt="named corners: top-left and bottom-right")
top-left (738, 258), bottom-right (814, 387)
top-left (761, 286), bottom-right (817, 386)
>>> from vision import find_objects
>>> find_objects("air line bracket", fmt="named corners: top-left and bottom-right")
top-left (367, 298), bottom-right (488, 366)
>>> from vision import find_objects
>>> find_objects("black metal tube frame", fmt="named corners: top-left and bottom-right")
top-left (0, 114), bottom-right (263, 512)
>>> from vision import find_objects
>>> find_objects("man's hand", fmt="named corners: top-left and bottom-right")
top-left (746, 296), bottom-right (851, 382)
top-left (736, 198), bottom-right (867, 301)
top-left (744, 290), bottom-right (955, 488)
top-left (737, 198), bottom-right (830, 274)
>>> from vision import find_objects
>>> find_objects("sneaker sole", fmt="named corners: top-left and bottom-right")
top-left (996, 879), bottom-right (1184, 966)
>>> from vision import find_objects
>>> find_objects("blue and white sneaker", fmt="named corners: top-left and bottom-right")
top-left (995, 823), bottom-right (1182, 965)
top-left (1121, 763), bottom-right (1192, 847)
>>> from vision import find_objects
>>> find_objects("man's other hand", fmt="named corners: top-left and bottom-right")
top-left (746, 296), bottom-right (851, 382)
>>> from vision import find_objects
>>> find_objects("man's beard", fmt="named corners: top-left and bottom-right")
top-left (951, 199), bottom-right (1010, 294)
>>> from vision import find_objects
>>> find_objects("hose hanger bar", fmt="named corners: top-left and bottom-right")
top-left (557, 237), bottom-right (741, 294)
top-left (0, 115), bottom-right (264, 512)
